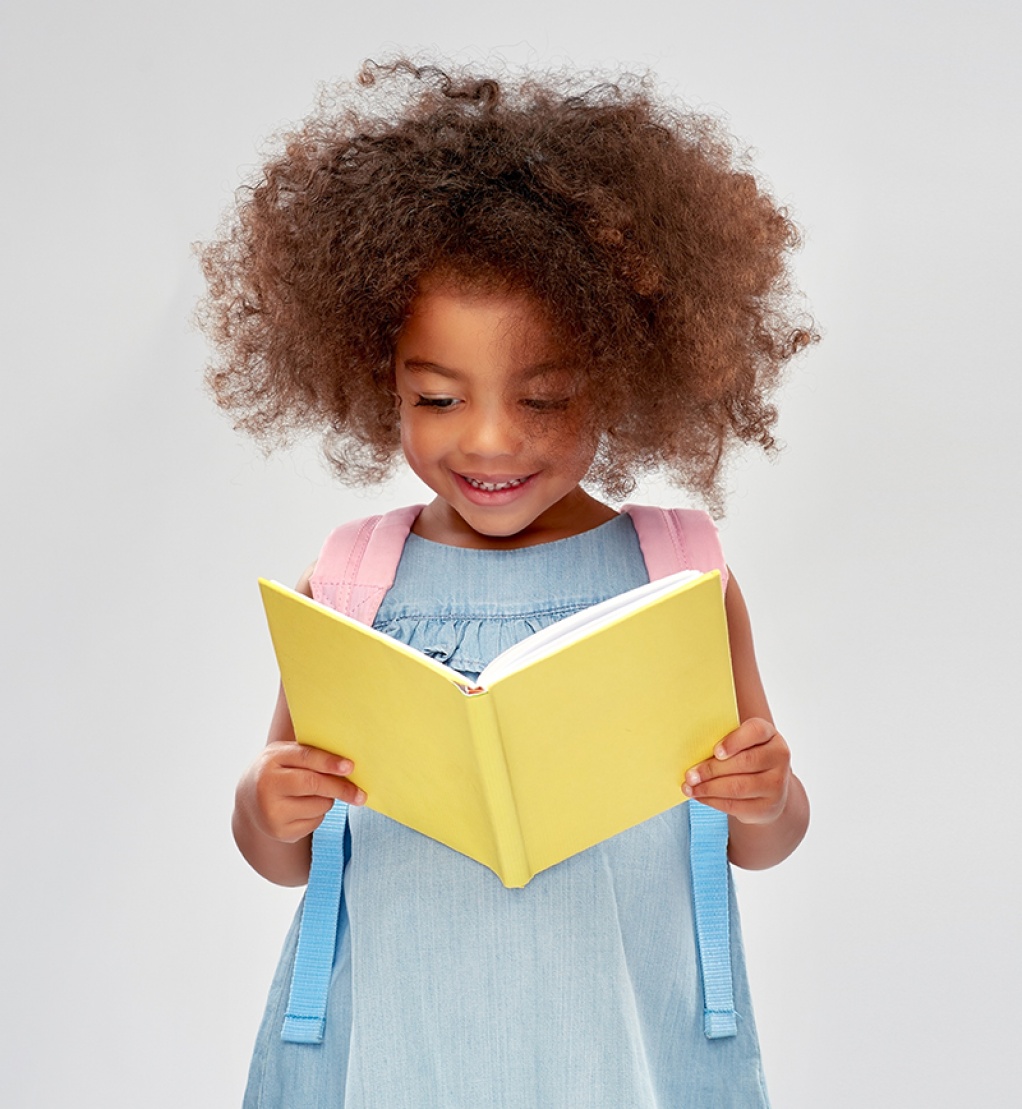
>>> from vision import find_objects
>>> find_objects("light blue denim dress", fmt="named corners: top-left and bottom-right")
top-left (244, 515), bottom-right (770, 1107)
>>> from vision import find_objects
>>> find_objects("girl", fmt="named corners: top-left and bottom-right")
top-left (200, 58), bottom-right (813, 1107)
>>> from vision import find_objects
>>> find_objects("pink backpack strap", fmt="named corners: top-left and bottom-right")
top-left (283, 503), bottom-right (422, 1044)
top-left (624, 501), bottom-right (737, 1039)
top-left (622, 504), bottom-right (729, 592)
top-left (310, 505), bottom-right (424, 626)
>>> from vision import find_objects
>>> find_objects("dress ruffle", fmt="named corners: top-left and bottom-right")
top-left (375, 516), bottom-right (651, 679)
top-left (375, 613), bottom-right (564, 678)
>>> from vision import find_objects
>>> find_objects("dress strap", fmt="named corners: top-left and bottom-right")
top-left (623, 504), bottom-right (737, 1039)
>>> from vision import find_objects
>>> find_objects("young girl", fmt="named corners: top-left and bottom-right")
top-left (200, 58), bottom-right (813, 1107)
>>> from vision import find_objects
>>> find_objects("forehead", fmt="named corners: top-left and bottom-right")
top-left (397, 284), bottom-right (563, 370)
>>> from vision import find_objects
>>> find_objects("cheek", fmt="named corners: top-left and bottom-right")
top-left (398, 419), bottom-right (421, 462)
top-left (540, 412), bottom-right (597, 468)
top-left (538, 431), bottom-right (596, 483)
top-left (398, 411), bottom-right (445, 466)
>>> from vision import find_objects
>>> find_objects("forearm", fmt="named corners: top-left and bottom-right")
top-left (727, 771), bottom-right (809, 870)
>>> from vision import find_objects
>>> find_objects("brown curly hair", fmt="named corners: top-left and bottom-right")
top-left (197, 58), bottom-right (817, 505)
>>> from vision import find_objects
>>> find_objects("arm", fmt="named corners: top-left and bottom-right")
top-left (232, 565), bottom-right (367, 887)
top-left (682, 572), bottom-right (810, 870)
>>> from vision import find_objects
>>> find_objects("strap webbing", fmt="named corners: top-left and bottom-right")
top-left (688, 800), bottom-right (738, 1037)
top-left (281, 801), bottom-right (348, 1043)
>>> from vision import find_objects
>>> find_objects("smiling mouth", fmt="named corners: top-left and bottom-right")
top-left (461, 475), bottom-right (531, 492)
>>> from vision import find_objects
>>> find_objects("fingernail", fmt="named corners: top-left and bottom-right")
top-left (714, 745), bottom-right (727, 760)
top-left (353, 788), bottom-right (367, 806)
top-left (682, 783), bottom-right (693, 797)
top-left (338, 758), bottom-right (353, 774)
top-left (686, 769), bottom-right (701, 787)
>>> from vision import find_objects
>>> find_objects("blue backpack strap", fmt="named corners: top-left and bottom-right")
top-left (624, 504), bottom-right (737, 1040)
top-left (282, 801), bottom-right (349, 1043)
top-left (688, 801), bottom-right (738, 1037)
top-left (280, 506), bottom-right (421, 1044)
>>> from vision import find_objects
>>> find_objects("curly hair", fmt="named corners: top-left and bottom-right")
top-left (197, 58), bottom-right (817, 505)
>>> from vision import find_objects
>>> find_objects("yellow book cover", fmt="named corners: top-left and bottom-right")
top-left (259, 569), bottom-right (738, 888)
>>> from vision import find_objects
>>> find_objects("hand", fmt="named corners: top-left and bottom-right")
top-left (682, 717), bottom-right (790, 826)
top-left (238, 740), bottom-right (367, 845)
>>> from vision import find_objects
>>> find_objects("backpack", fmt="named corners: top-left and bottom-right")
top-left (281, 505), bottom-right (738, 1044)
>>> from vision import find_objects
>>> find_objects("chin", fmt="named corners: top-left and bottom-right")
top-left (459, 510), bottom-right (534, 538)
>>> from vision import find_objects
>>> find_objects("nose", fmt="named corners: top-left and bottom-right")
top-left (460, 402), bottom-right (522, 458)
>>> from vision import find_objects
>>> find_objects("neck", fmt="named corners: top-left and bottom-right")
top-left (413, 490), bottom-right (618, 549)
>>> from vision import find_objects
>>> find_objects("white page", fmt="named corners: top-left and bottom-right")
top-left (477, 569), bottom-right (704, 686)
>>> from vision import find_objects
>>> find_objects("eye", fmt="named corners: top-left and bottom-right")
top-left (413, 396), bottom-right (459, 410)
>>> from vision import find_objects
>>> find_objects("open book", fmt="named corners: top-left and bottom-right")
top-left (259, 569), bottom-right (738, 888)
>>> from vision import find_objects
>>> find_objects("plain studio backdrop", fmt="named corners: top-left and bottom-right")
top-left (2, 1), bottom-right (1019, 1105)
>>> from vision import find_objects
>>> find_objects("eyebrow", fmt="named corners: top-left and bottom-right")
top-left (401, 360), bottom-right (462, 379)
top-left (401, 359), bottom-right (567, 381)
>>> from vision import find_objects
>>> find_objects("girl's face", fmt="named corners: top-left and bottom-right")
top-left (394, 282), bottom-right (611, 548)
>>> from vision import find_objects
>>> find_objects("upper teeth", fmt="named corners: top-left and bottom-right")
top-left (465, 476), bottom-right (527, 492)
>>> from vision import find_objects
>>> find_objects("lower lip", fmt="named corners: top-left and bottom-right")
top-left (455, 473), bottom-right (537, 505)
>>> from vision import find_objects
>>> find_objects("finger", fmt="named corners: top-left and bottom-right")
top-left (286, 767), bottom-right (367, 806)
top-left (270, 741), bottom-right (355, 780)
top-left (714, 718), bottom-right (777, 760)
top-left (683, 767), bottom-right (781, 803)
top-left (684, 742), bottom-right (786, 790)
top-left (684, 723), bottom-right (785, 787)
top-left (680, 794), bottom-right (781, 823)
top-left (263, 765), bottom-right (367, 809)
top-left (277, 794), bottom-right (336, 824)
top-left (273, 803), bottom-right (340, 843)
top-left (259, 784), bottom-right (368, 841)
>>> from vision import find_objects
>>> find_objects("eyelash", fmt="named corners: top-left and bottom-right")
top-left (413, 396), bottom-right (458, 409)
top-left (412, 397), bottom-right (569, 412)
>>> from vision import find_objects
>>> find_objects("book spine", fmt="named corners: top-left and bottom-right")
top-left (465, 692), bottom-right (531, 888)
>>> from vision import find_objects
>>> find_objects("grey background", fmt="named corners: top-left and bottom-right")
top-left (2, 1), bottom-right (1019, 1105)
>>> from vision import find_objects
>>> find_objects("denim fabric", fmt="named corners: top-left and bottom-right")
top-left (245, 515), bottom-right (770, 1107)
